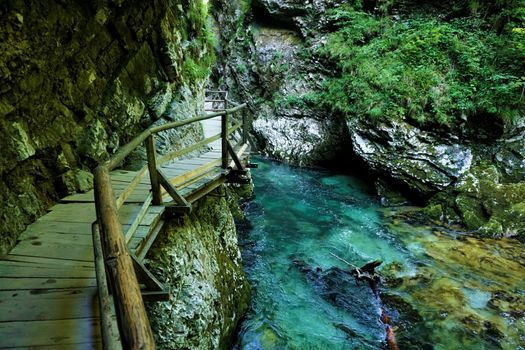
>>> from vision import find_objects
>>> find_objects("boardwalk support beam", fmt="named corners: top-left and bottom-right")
top-left (227, 141), bottom-right (244, 171)
top-left (157, 168), bottom-right (192, 212)
top-left (131, 254), bottom-right (170, 302)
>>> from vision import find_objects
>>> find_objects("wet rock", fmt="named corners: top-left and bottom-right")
top-left (57, 169), bottom-right (94, 195)
top-left (348, 118), bottom-right (473, 198)
top-left (375, 179), bottom-right (410, 207)
top-left (254, 111), bottom-right (349, 165)
top-left (78, 119), bottom-right (109, 165)
top-left (494, 121), bottom-right (525, 182)
top-left (253, 0), bottom-right (307, 20)
top-left (425, 165), bottom-right (525, 237)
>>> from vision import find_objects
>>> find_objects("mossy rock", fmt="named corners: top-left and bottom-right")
top-left (423, 203), bottom-right (443, 220)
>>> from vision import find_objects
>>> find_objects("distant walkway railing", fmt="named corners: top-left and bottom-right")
top-left (91, 95), bottom-right (249, 349)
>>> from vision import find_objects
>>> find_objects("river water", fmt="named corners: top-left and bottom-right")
top-left (233, 158), bottom-right (525, 350)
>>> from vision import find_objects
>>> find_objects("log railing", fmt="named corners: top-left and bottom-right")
top-left (92, 95), bottom-right (249, 350)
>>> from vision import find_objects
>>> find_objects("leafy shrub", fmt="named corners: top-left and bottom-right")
top-left (315, 4), bottom-right (525, 126)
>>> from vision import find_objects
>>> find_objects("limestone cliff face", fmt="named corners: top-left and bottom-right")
top-left (145, 186), bottom-right (251, 350)
top-left (0, 0), bottom-right (211, 253)
top-left (210, 0), bottom-right (351, 167)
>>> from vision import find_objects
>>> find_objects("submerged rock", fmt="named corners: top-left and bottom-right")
top-left (291, 259), bottom-right (386, 347)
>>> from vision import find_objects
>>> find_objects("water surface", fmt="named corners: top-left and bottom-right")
top-left (234, 158), bottom-right (525, 350)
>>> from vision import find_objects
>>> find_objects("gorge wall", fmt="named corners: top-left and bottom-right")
top-left (146, 186), bottom-right (252, 349)
top-left (0, 0), bottom-right (212, 253)
top-left (212, 0), bottom-right (525, 237)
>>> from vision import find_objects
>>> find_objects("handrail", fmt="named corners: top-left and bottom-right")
top-left (93, 94), bottom-right (249, 350)
top-left (104, 103), bottom-right (246, 171)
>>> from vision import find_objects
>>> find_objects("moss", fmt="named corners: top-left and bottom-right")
top-left (146, 186), bottom-right (252, 349)
top-left (479, 218), bottom-right (504, 236)
top-left (423, 203), bottom-right (443, 220)
top-left (314, 5), bottom-right (525, 126)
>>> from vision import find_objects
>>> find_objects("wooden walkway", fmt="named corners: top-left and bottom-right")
top-left (0, 97), bottom-right (252, 349)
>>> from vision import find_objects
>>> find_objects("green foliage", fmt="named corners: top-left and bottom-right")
top-left (316, 4), bottom-right (525, 125)
top-left (274, 92), bottom-right (320, 109)
top-left (179, 0), bottom-right (216, 82)
top-left (182, 56), bottom-right (211, 81)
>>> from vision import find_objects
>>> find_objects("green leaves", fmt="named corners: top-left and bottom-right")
top-left (316, 6), bottom-right (525, 126)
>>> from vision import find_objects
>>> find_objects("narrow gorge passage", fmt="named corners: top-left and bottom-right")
top-left (234, 158), bottom-right (525, 350)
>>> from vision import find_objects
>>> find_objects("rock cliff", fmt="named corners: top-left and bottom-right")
top-left (0, 0), bottom-right (211, 253)
top-left (146, 186), bottom-right (252, 350)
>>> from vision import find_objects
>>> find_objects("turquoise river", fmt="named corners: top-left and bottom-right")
top-left (233, 158), bottom-right (525, 350)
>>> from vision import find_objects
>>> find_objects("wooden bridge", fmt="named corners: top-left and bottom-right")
top-left (0, 93), bottom-right (254, 349)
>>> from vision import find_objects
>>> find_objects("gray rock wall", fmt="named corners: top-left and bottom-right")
top-left (211, 0), bottom-right (351, 166)
top-left (0, 0), bottom-right (210, 253)
top-left (145, 186), bottom-right (251, 350)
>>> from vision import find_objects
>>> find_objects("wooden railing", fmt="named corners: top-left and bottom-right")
top-left (92, 96), bottom-right (249, 350)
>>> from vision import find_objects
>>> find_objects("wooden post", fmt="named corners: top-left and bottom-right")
top-left (242, 113), bottom-right (248, 144)
top-left (94, 166), bottom-right (156, 350)
top-left (145, 135), bottom-right (163, 205)
top-left (221, 112), bottom-right (229, 169)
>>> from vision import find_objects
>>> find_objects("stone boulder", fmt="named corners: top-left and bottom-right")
top-left (254, 104), bottom-right (350, 165)
top-left (347, 118), bottom-right (473, 198)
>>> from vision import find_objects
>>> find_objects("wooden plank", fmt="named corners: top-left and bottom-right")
top-left (185, 175), bottom-right (227, 203)
top-left (0, 287), bottom-right (98, 301)
top-left (0, 318), bottom-right (102, 348)
top-left (132, 226), bottom-right (151, 239)
top-left (18, 232), bottom-right (94, 246)
top-left (163, 168), bottom-right (224, 200)
top-left (118, 204), bottom-right (143, 225)
top-left (0, 296), bottom-right (99, 321)
top-left (109, 174), bottom-right (149, 184)
top-left (140, 210), bottom-right (164, 226)
top-left (48, 202), bottom-right (96, 213)
top-left (157, 132), bottom-right (222, 165)
top-left (60, 191), bottom-right (96, 202)
top-left (124, 194), bottom-right (153, 243)
top-left (2, 255), bottom-right (94, 269)
top-left (0, 263), bottom-right (95, 278)
top-left (38, 213), bottom-right (96, 223)
top-left (135, 220), bottom-right (165, 262)
top-left (115, 165), bottom-right (149, 209)
top-left (10, 241), bottom-right (94, 262)
top-left (128, 237), bottom-right (144, 252)
top-left (170, 159), bottom-right (222, 189)
top-left (21, 221), bottom-right (93, 235)
top-left (0, 277), bottom-right (97, 290)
